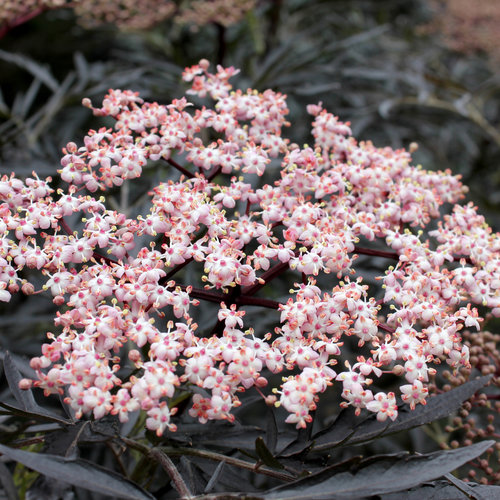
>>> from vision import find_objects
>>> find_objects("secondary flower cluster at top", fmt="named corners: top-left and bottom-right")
top-left (0, 0), bottom-right (254, 35)
top-left (426, 0), bottom-right (500, 62)
top-left (2, 59), bottom-right (499, 434)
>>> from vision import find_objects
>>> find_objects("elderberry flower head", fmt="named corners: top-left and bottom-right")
top-left (3, 60), bottom-right (498, 432)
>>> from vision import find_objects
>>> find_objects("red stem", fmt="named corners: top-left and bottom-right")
top-left (378, 322), bottom-right (395, 334)
top-left (58, 217), bottom-right (75, 236)
top-left (178, 285), bottom-right (280, 309)
top-left (0, 7), bottom-right (47, 39)
top-left (166, 158), bottom-right (195, 179)
top-left (354, 245), bottom-right (399, 260)
top-left (241, 260), bottom-right (291, 297)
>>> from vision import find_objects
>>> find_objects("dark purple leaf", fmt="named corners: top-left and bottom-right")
top-left (265, 407), bottom-right (278, 455)
top-left (0, 444), bottom-right (155, 500)
top-left (0, 401), bottom-right (70, 425)
top-left (381, 479), bottom-right (500, 499)
top-left (265, 441), bottom-right (494, 499)
top-left (255, 437), bottom-right (285, 470)
top-left (313, 376), bottom-right (492, 451)
top-left (2, 352), bottom-right (70, 424)
top-left (0, 460), bottom-right (18, 500)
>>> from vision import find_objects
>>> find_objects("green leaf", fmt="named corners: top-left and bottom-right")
top-left (313, 375), bottom-right (492, 451)
top-left (0, 444), bottom-right (155, 500)
top-left (265, 441), bottom-right (494, 499)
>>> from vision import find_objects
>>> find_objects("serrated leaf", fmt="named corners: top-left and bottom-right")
top-left (3, 352), bottom-right (37, 412)
top-left (0, 444), bottom-right (155, 500)
top-left (380, 479), bottom-right (500, 500)
top-left (255, 437), bottom-right (285, 470)
top-left (313, 376), bottom-right (492, 452)
top-left (265, 441), bottom-right (494, 499)
top-left (2, 352), bottom-right (70, 424)
top-left (2, 352), bottom-right (62, 420)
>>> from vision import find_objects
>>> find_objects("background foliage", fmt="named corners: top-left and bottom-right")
top-left (0, 0), bottom-right (499, 498)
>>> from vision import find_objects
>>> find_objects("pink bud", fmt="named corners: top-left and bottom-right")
top-left (30, 357), bottom-right (44, 370)
top-left (199, 59), bottom-right (210, 71)
top-left (122, 232), bottom-right (134, 243)
top-left (306, 102), bottom-right (323, 116)
top-left (255, 377), bottom-right (268, 388)
top-left (53, 295), bottom-right (65, 306)
top-left (265, 395), bottom-right (277, 406)
top-left (22, 283), bottom-right (35, 295)
top-left (18, 378), bottom-right (33, 390)
top-left (392, 365), bottom-right (405, 376)
top-left (66, 142), bottom-right (77, 153)
top-left (128, 350), bottom-right (142, 363)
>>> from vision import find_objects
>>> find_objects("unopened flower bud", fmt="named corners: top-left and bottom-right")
top-left (53, 295), bottom-right (65, 306)
top-left (392, 364), bottom-right (405, 376)
top-left (66, 142), bottom-right (78, 153)
top-left (30, 357), bottom-right (44, 370)
top-left (265, 395), bottom-right (277, 406)
top-left (128, 350), bottom-right (142, 363)
top-left (22, 283), bottom-right (35, 295)
top-left (199, 59), bottom-right (210, 70)
top-left (18, 378), bottom-right (33, 390)
top-left (122, 232), bottom-right (134, 243)
top-left (255, 377), bottom-right (268, 388)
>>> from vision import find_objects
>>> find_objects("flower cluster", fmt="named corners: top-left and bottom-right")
top-left (174, 0), bottom-right (255, 29)
top-left (425, 0), bottom-right (500, 62)
top-left (2, 60), bottom-right (499, 434)
top-left (0, 0), bottom-right (255, 35)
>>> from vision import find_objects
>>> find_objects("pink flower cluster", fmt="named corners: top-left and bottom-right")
top-left (0, 0), bottom-right (254, 37)
top-left (2, 60), bottom-right (499, 433)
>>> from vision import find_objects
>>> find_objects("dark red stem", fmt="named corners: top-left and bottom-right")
top-left (241, 260), bottom-right (291, 297)
top-left (354, 245), bottom-right (399, 260)
top-left (179, 285), bottom-right (280, 310)
top-left (166, 158), bottom-right (195, 179)
top-left (0, 7), bottom-right (47, 39)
